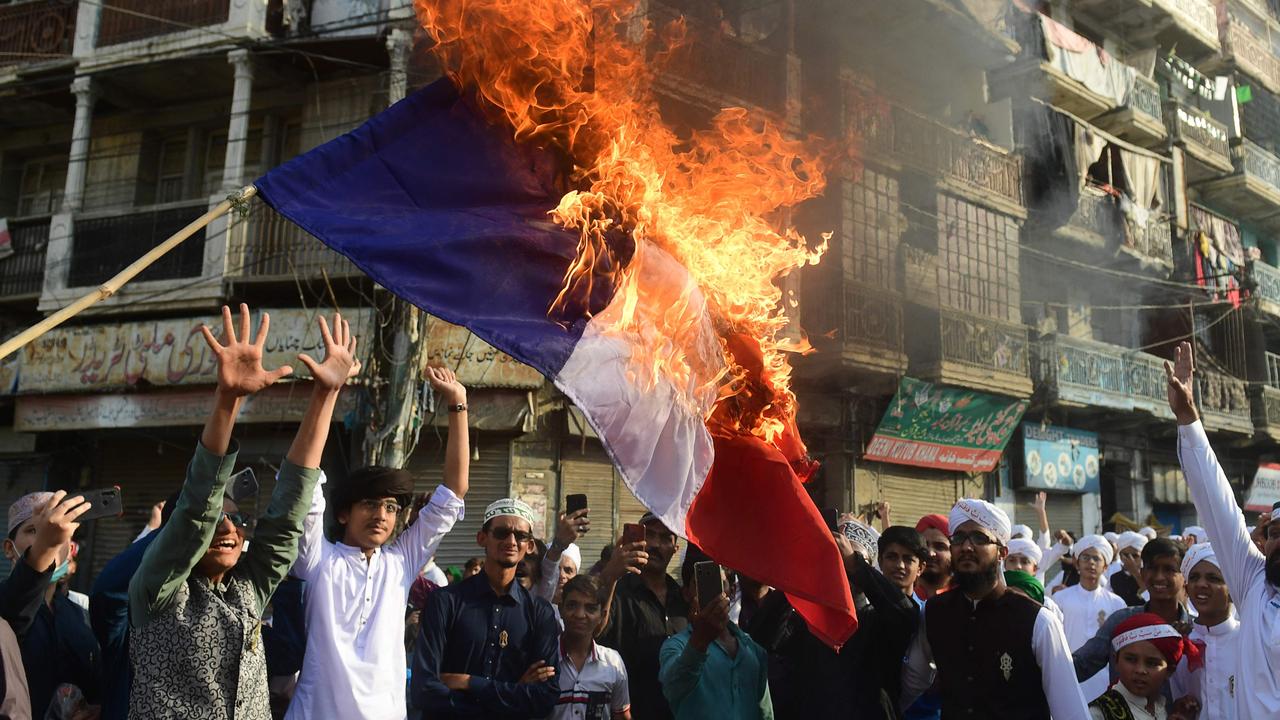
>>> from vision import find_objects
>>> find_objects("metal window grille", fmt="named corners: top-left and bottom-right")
top-left (843, 169), bottom-right (900, 290)
top-left (936, 194), bottom-right (1020, 323)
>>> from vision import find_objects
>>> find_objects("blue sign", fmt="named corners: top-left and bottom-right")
top-left (1019, 424), bottom-right (1100, 493)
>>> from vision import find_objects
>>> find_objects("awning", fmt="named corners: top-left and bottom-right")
top-left (864, 377), bottom-right (1027, 473)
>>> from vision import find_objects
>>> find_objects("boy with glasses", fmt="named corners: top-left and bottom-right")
top-left (409, 498), bottom-right (560, 719)
top-left (285, 366), bottom-right (470, 720)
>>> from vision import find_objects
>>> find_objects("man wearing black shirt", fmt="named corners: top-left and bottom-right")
top-left (409, 498), bottom-right (559, 719)
top-left (597, 512), bottom-right (688, 720)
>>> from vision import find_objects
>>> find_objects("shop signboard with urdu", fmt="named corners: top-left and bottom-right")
top-left (1018, 423), bottom-right (1100, 494)
top-left (864, 377), bottom-right (1028, 473)
top-left (1247, 463), bottom-right (1280, 514)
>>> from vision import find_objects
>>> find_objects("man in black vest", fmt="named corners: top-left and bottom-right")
top-left (900, 498), bottom-right (1090, 720)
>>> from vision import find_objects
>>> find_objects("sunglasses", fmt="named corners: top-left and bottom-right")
top-left (489, 527), bottom-right (535, 543)
top-left (221, 511), bottom-right (252, 529)
top-left (949, 531), bottom-right (998, 548)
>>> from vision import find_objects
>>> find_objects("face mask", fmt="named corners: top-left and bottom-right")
top-left (49, 560), bottom-right (70, 584)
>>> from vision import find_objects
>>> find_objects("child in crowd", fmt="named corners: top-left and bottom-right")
top-left (1088, 613), bottom-right (1201, 720)
top-left (550, 575), bottom-right (630, 719)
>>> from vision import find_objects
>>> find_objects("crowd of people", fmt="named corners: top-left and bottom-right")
top-left (0, 308), bottom-right (1277, 720)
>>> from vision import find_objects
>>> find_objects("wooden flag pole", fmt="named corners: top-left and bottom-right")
top-left (0, 185), bottom-right (258, 362)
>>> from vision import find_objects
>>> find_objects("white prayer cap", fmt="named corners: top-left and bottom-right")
top-left (1138, 526), bottom-right (1158, 540)
top-left (484, 498), bottom-right (537, 526)
top-left (1170, 535), bottom-right (1183, 544)
top-left (1183, 526), bottom-right (1207, 543)
top-left (1115, 531), bottom-right (1147, 553)
top-left (1072, 534), bottom-right (1115, 566)
top-left (1103, 531), bottom-right (1119, 544)
top-left (561, 542), bottom-right (582, 571)
top-left (1010, 524), bottom-right (1033, 541)
top-left (1181, 542), bottom-right (1219, 578)
top-left (1007, 538), bottom-right (1043, 566)
top-left (949, 498), bottom-right (1011, 544)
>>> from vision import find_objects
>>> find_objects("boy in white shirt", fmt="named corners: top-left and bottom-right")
top-left (552, 574), bottom-right (631, 719)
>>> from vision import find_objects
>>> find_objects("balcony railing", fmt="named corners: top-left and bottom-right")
top-left (0, 218), bottom-right (50, 300)
top-left (1125, 216), bottom-right (1174, 267)
top-left (97, 0), bottom-right (230, 47)
top-left (1250, 384), bottom-right (1280, 440)
top-left (1235, 138), bottom-right (1280, 194)
top-left (1224, 17), bottom-right (1280, 95)
top-left (1197, 366), bottom-right (1253, 434)
top-left (1034, 334), bottom-right (1173, 418)
top-left (1268, 350), bottom-right (1280, 387)
top-left (68, 203), bottom-right (207, 288)
top-left (1167, 100), bottom-right (1231, 163)
top-left (1128, 74), bottom-right (1164, 125)
top-left (844, 282), bottom-right (904, 353)
top-left (845, 92), bottom-right (1023, 208)
top-left (0, 0), bottom-right (77, 65)
top-left (1062, 188), bottom-right (1123, 243)
top-left (226, 200), bottom-right (361, 281)
top-left (939, 309), bottom-right (1030, 378)
top-left (1250, 259), bottom-right (1280, 312)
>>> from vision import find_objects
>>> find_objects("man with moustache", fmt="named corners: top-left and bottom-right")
top-left (901, 498), bottom-right (1090, 720)
top-left (1166, 340), bottom-right (1280, 717)
top-left (913, 515), bottom-right (952, 601)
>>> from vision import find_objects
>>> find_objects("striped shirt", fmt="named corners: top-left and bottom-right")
top-left (551, 641), bottom-right (630, 720)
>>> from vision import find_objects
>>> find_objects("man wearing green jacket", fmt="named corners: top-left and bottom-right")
top-left (127, 304), bottom-right (360, 720)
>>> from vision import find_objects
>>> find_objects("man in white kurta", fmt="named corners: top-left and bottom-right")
top-left (285, 367), bottom-right (471, 720)
top-left (1167, 341), bottom-right (1280, 719)
top-left (1055, 534), bottom-right (1127, 703)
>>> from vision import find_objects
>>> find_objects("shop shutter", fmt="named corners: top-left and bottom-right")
top-left (84, 437), bottom-right (194, 585)
top-left (858, 466), bottom-right (962, 528)
top-left (407, 433), bottom-right (512, 568)
top-left (1012, 490), bottom-right (1082, 540)
top-left (559, 440), bottom-right (620, 568)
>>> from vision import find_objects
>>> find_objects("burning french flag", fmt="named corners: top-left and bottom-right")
top-left (256, 0), bottom-right (857, 649)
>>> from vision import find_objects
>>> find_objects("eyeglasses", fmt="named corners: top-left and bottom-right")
top-left (489, 527), bottom-right (535, 543)
top-left (1074, 553), bottom-right (1105, 565)
top-left (356, 499), bottom-right (402, 516)
top-left (220, 511), bottom-right (252, 529)
top-left (950, 531), bottom-right (998, 548)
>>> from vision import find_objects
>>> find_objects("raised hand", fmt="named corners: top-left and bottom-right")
top-left (425, 365), bottom-right (467, 406)
top-left (200, 304), bottom-right (293, 397)
top-left (555, 509), bottom-right (590, 547)
top-left (30, 490), bottom-right (91, 571)
top-left (297, 312), bottom-right (360, 392)
top-left (1164, 341), bottom-right (1199, 425)
top-left (603, 536), bottom-right (648, 581)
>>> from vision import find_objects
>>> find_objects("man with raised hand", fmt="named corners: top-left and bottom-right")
top-left (285, 365), bottom-right (469, 720)
top-left (128, 304), bottom-right (357, 720)
top-left (901, 498), bottom-right (1090, 720)
top-left (1166, 340), bottom-right (1280, 717)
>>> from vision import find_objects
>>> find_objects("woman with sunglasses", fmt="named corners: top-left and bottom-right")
top-left (127, 304), bottom-right (359, 720)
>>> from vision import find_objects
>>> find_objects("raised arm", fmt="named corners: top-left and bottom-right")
top-left (0, 492), bottom-right (90, 637)
top-left (537, 510), bottom-right (589, 602)
top-left (1165, 341), bottom-right (1267, 599)
top-left (426, 366), bottom-right (469, 499)
top-left (129, 304), bottom-right (292, 628)
top-left (1034, 492), bottom-right (1051, 547)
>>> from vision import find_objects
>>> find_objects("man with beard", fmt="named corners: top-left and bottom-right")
top-left (1166, 340), bottom-right (1280, 717)
top-left (901, 498), bottom-right (1089, 720)
top-left (913, 515), bottom-right (952, 601)
top-left (409, 498), bottom-right (560, 718)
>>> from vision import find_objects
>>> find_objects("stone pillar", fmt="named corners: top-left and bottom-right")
top-left (386, 29), bottom-right (412, 106)
top-left (221, 49), bottom-right (255, 192)
top-left (72, 0), bottom-right (101, 57)
top-left (62, 76), bottom-right (96, 214)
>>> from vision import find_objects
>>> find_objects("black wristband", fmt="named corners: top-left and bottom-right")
top-left (447, 403), bottom-right (467, 413)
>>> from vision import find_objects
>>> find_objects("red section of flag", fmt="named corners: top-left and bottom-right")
top-left (686, 332), bottom-right (857, 650)
top-left (686, 431), bottom-right (858, 650)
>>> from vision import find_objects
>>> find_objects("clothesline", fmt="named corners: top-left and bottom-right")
top-left (1028, 96), bottom-right (1173, 165)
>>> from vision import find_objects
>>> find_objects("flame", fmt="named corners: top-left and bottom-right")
top-left (417, 0), bottom-right (827, 439)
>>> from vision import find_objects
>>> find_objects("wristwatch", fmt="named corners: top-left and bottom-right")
top-left (447, 403), bottom-right (467, 413)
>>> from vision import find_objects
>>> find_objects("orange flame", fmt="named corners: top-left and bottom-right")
top-left (417, 0), bottom-right (827, 439)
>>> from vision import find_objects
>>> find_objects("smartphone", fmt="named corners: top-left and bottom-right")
top-left (227, 467), bottom-right (258, 503)
top-left (695, 560), bottom-right (725, 611)
top-left (821, 507), bottom-right (839, 532)
top-left (76, 486), bottom-right (124, 522)
top-left (566, 493), bottom-right (588, 515)
top-left (622, 522), bottom-right (645, 545)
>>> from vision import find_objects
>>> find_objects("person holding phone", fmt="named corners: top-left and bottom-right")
top-left (535, 495), bottom-right (589, 607)
top-left (127, 305), bottom-right (356, 719)
top-left (658, 548), bottom-right (773, 720)
top-left (285, 365), bottom-right (469, 720)
top-left (1, 489), bottom-right (101, 719)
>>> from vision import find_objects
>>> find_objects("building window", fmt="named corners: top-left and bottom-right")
top-left (843, 168), bottom-right (900, 290)
top-left (936, 194), bottom-right (1020, 323)
top-left (17, 158), bottom-right (66, 217)
top-left (155, 135), bottom-right (189, 204)
top-left (1151, 462), bottom-right (1190, 504)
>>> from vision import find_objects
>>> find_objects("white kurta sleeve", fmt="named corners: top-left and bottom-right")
top-left (899, 610), bottom-right (935, 711)
top-left (1176, 422), bottom-right (1266, 602)
top-left (1033, 607), bottom-right (1091, 720)
top-left (392, 484), bottom-right (466, 577)
top-left (292, 470), bottom-right (328, 581)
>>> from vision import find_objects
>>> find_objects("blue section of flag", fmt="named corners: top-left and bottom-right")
top-left (255, 78), bottom-right (609, 378)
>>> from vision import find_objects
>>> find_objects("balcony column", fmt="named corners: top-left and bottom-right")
top-left (221, 49), bottom-right (255, 193)
top-left (62, 76), bottom-right (97, 214)
top-left (72, 0), bottom-right (102, 57)
top-left (386, 29), bottom-right (412, 106)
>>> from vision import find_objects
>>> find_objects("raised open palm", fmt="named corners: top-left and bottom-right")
top-left (200, 304), bottom-right (293, 397)
top-left (297, 312), bottom-right (361, 392)
top-left (1163, 341), bottom-right (1199, 425)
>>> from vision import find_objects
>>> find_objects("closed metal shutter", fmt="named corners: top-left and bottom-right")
top-left (560, 441), bottom-right (617, 569)
top-left (1013, 490), bottom-right (1082, 539)
top-left (407, 433), bottom-right (512, 568)
top-left (857, 465), bottom-right (965, 528)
